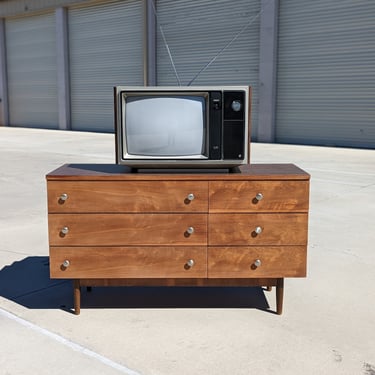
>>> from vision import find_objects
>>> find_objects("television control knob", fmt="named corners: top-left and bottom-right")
top-left (60, 226), bottom-right (69, 235)
top-left (231, 100), bottom-right (242, 112)
top-left (62, 260), bottom-right (70, 268)
top-left (187, 193), bottom-right (195, 201)
top-left (254, 226), bottom-right (262, 235)
top-left (186, 259), bottom-right (195, 268)
top-left (253, 259), bottom-right (262, 267)
top-left (255, 193), bottom-right (263, 201)
top-left (59, 193), bottom-right (68, 201)
top-left (186, 226), bottom-right (195, 235)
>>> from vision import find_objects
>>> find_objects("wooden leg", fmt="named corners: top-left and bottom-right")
top-left (276, 278), bottom-right (284, 315)
top-left (73, 279), bottom-right (81, 315)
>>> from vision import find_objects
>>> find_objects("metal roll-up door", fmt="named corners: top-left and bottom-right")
top-left (6, 12), bottom-right (58, 128)
top-left (155, 0), bottom-right (260, 137)
top-left (69, 0), bottom-right (144, 132)
top-left (276, 0), bottom-right (375, 148)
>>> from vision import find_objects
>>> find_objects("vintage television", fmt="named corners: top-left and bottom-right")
top-left (114, 86), bottom-right (251, 169)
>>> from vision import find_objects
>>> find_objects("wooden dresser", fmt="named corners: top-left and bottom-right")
top-left (46, 163), bottom-right (310, 315)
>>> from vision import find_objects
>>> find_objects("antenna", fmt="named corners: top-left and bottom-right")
top-left (187, 0), bottom-right (273, 86)
top-left (150, 0), bottom-right (182, 86)
top-left (151, 0), bottom-right (273, 87)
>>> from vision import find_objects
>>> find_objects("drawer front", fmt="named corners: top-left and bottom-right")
top-left (208, 246), bottom-right (306, 278)
top-left (209, 180), bottom-right (309, 212)
top-left (48, 213), bottom-right (207, 246)
top-left (50, 247), bottom-right (207, 278)
top-left (47, 181), bottom-right (208, 213)
top-left (209, 213), bottom-right (308, 245)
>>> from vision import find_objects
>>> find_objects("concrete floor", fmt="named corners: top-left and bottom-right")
top-left (0, 126), bottom-right (374, 375)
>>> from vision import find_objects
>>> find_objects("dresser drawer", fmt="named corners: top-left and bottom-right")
top-left (209, 213), bottom-right (308, 245)
top-left (209, 180), bottom-right (309, 212)
top-left (48, 213), bottom-right (207, 246)
top-left (208, 246), bottom-right (306, 278)
top-left (50, 247), bottom-right (207, 278)
top-left (47, 181), bottom-right (208, 213)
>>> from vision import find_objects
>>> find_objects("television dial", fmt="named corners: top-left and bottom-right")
top-left (231, 100), bottom-right (242, 112)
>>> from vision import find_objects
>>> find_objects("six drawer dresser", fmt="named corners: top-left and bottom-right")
top-left (46, 163), bottom-right (310, 315)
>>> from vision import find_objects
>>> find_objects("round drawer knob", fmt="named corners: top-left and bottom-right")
top-left (254, 226), bottom-right (262, 235)
top-left (60, 226), bottom-right (69, 235)
top-left (253, 259), bottom-right (262, 267)
top-left (62, 259), bottom-right (70, 268)
top-left (59, 193), bottom-right (68, 201)
top-left (187, 193), bottom-right (195, 201)
top-left (255, 193), bottom-right (263, 201)
top-left (186, 226), bottom-right (195, 235)
top-left (186, 259), bottom-right (195, 268)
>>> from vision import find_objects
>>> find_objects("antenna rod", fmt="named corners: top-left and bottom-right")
top-left (150, 0), bottom-right (181, 86)
top-left (187, 0), bottom-right (272, 86)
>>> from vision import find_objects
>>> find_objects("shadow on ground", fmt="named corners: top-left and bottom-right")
top-left (0, 256), bottom-right (271, 313)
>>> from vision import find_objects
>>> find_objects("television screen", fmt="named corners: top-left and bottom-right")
top-left (124, 96), bottom-right (206, 157)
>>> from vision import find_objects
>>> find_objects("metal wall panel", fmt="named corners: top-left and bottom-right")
top-left (155, 0), bottom-right (260, 138)
top-left (277, 0), bottom-right (375, 148)
top-left (0, 0), bottom-right (93, 17)
top-left (68, 0), bottom-right (144, 132)
top-left (6, 12), bottom-right (58, 128)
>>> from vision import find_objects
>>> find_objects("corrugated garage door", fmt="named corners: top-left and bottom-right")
top-left (5, 12), bottom-right (58, 128)
top-left (68, 0), bottom-right (144, 132)
top-left (155, 0), bottom-right (260, 138)
top-left (277, 0), bottom-right (375, 148)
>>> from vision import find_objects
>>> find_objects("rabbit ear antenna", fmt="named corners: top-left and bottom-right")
top-left (187, 0), bottom-right (273, 86)
top-left (150, 0), bottom-right (182, 86)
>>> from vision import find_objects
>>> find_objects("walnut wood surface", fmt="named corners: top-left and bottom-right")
top-left (46, 163), bottom-right (310, 181)
top-left (48, 213), bottom-right (207, 246)
top-left (209, 213), bottom-right (308, 246)
top-left (208, 246), bottom-right (306, 278)
top-left (48, 181), bottom-right (208, 213)
top-left (78, 278), bottom-right (279, 287)
top-left (46, 163), bottom-right (310, 315)
top-left (209, 180), bottom-right (309, 212)
top-left (50, 247), bottom-right (207, 278)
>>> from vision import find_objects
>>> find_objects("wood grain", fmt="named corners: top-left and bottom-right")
top-left (46, 163), bottom-right (310, 181)
top-left (209, 213), bottom-right (308, 245)
top-left (48, 213), bottom-right (208, 246)
top-left (208, 246), bottom-right (306, 278)
top-left (47, 181), bottom-right (208, 213)
top-left (78, 278), bottom-right (279, 287)
top-left (50, 246), bottom-right (207, 278)
top-left (46, 163), bottom-right (310, 315)
top-left (209, 180), bottom-right (309, 212)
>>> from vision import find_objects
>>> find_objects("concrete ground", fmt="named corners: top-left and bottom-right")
top-left (0, 126), bottom-right (374, 375)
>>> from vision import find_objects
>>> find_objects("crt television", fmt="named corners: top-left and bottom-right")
top-left (114, 86), bottom-right (251, 169)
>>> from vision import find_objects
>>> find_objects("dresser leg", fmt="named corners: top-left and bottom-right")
top-left (276, 278), bottom-right (284, 315)
top-left (73, 280), bottom-right (81, 315)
